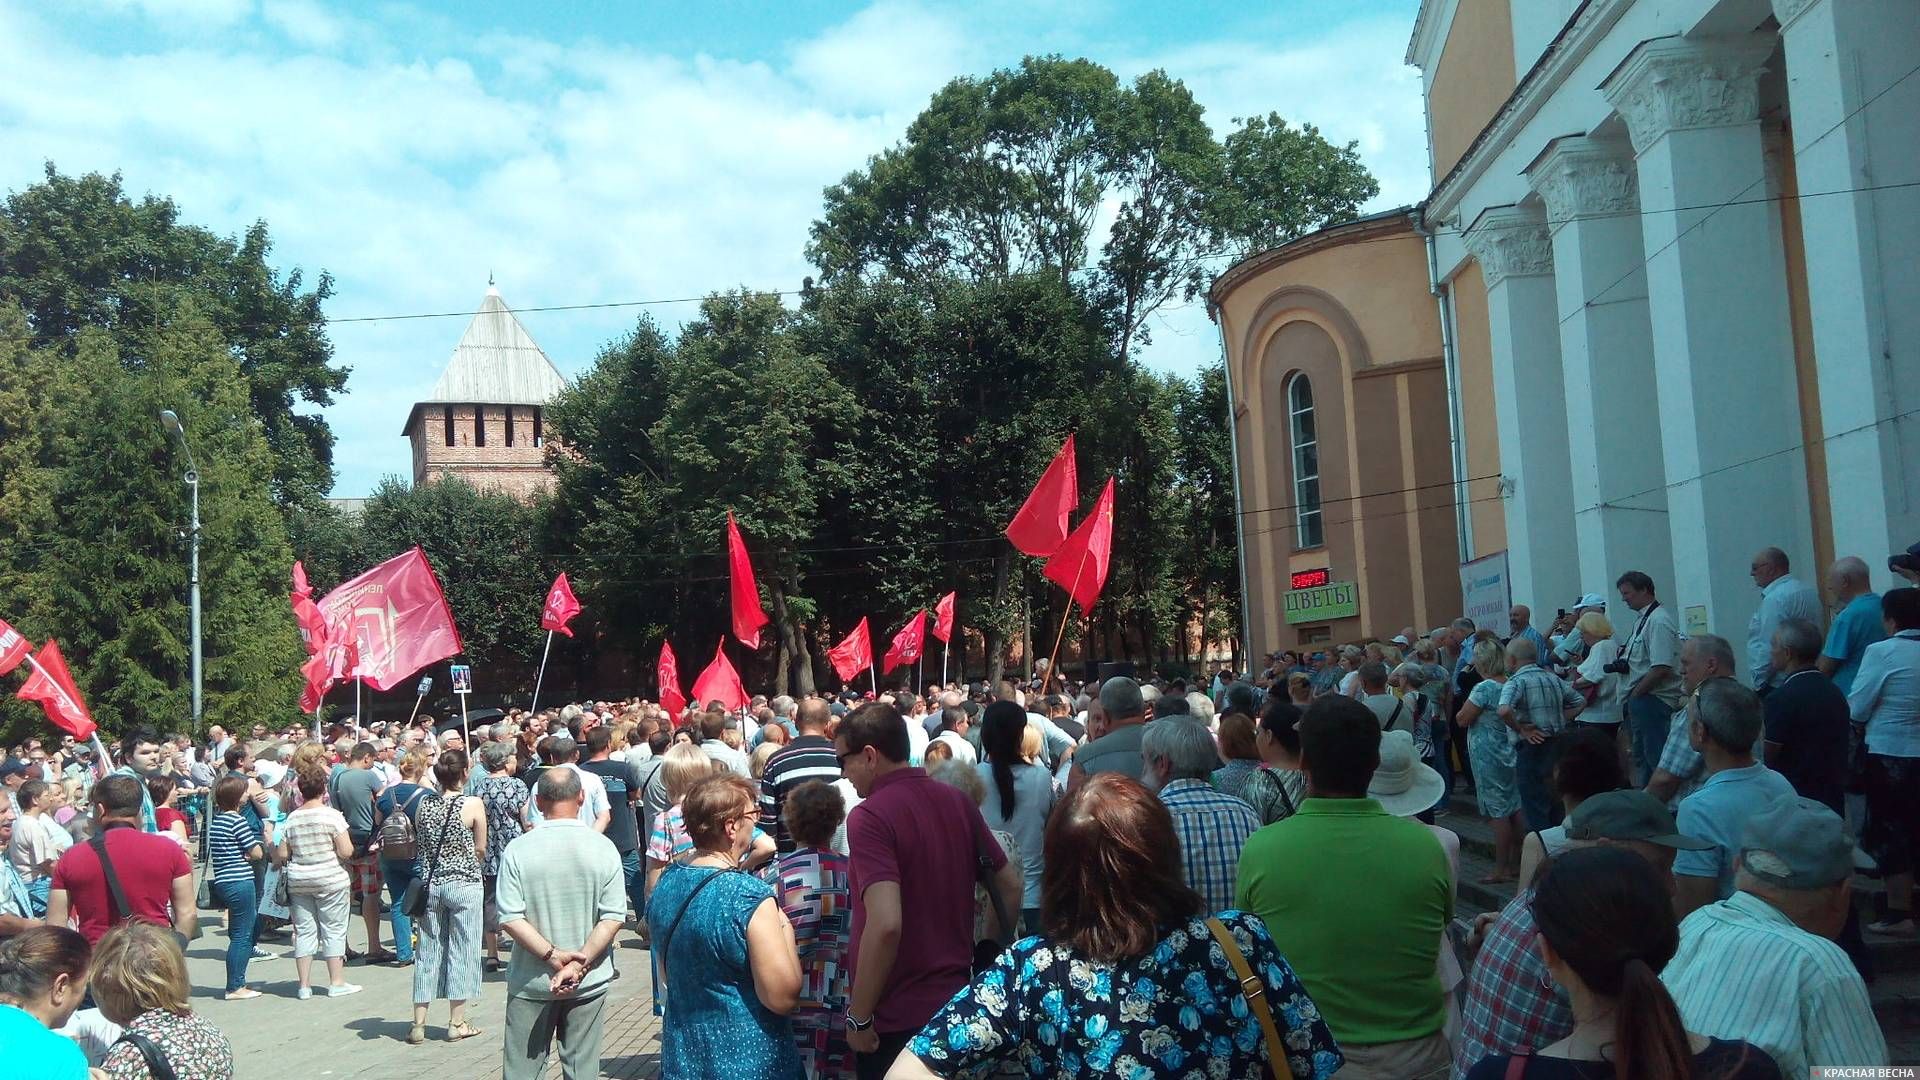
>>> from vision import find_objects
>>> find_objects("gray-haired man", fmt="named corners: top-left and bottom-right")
top-left (497, 768), bottom-right (626, 1080)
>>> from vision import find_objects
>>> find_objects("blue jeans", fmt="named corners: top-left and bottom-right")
top-left (1626, 694), bottom-right (1671, 787)
top-left (214, 878), bottom-right (258, 992)
top-left (1515, 738), bottom-right (1559, 833)
top-left (383, 859), bottom-right (417, 962)
top-left (619, 849), bottom-right (642, 920)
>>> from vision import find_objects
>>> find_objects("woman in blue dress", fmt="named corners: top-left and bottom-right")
top-left (892, 773), bottom-right (1344, 1080)
top-left (1455, 636), bottom-right (1523, 884)
top-left (647, 771), bottom-right (804, 1080)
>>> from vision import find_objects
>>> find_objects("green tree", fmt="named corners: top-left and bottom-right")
top-left (1214, 113), bottom-right (1380, 256)
top-left (0, 165), bottom-right (348, 511)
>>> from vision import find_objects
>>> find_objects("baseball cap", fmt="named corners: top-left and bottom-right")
top-left (1739, 795), bottom-right (1873, 889)
top-left (1564, 790), bottom-right (1712, 849)
top-left (0, 758), bottom-right (27, 780)
top-left (1391, 634), bottom-right (1411, 647)
top-left (1891, 541), bottom-right (1920, 575)
top-left (1575, 593), bottom-right (1606, 610)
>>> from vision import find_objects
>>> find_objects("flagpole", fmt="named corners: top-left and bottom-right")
top-left (460, 691), bottom-right (470, 755)
top-left (942, 642), bottom-right (949, 687)
top-left (1039, 547), bottom-right (1092, 696)
top-left (530, 629), bottom-right (554, 714)
top-left (406, 686), bottom-right (427, 726)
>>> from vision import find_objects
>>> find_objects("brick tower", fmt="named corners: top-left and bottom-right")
top-left (402, 284), bottom-right (567, 500)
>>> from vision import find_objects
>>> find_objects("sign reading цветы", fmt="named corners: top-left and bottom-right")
top-left (1285, 580), bottom-right (1359, 624)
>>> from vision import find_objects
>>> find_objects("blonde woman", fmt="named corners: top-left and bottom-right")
top-left (90, 922), bottom-right (235, 1078)
top-left (1456, 637), bottom-right (1522, 883)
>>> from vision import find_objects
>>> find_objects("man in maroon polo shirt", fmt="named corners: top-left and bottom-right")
top-left (45, 774), bottom-right (196, 946)
top-left (837, 700), bottom-right (1020, 1079)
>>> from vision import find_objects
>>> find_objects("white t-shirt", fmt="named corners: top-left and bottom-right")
top-left (8, 812), bottom-right (71, 881)
top-left (1576, 638), bottom-right (1627, 722)
top-left (525, 762), bottom-right (610, 828)
top-left (931, 731), bottom-right (977, 767)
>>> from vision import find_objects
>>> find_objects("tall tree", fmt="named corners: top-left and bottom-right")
top-left (0, 165), bottom-right (348, 510)
top-left (1214, 113), bottom-right (1380, 256)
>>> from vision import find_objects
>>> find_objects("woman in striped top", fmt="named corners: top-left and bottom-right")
top-left (207, 775), bottom-right (266, 1000)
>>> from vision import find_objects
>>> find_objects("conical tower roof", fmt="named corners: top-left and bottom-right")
top-left (402, 286), bottom-right (566, 434)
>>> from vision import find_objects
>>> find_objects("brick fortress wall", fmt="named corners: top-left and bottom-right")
top-left (408, 403), bottom-right (554, 500)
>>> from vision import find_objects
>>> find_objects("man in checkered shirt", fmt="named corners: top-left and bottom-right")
top-left (1451, 790), bottom-right (1712, 1079)
top-left (1141, 717), bottom-right (1259, 914)
top-left (1497, 637), bottom-right (1585, 831)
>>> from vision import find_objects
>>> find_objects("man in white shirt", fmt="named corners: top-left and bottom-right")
top-left (929, 705), bottom-right (976, 766)
top-left (526, 736), bottom-right (612, 833)
top-left (1847, 587), bottom-right (1920, 932)
top-left (1747, 546), bottom-right (1825, 691)
top-left (695, 711), bottom-right (752, 778)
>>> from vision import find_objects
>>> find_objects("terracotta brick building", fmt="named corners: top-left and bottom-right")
top-left (402, 286), bottom-right (566, 500)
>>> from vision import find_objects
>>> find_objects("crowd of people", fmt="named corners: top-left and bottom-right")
top-left (0, 543), bottom-right (1914, 1078)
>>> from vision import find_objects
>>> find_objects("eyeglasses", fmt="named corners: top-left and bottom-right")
top-left (836, 748), bottom-right (863, 768)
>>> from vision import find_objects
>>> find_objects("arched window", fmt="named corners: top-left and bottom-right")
top-left (1287, 373), bottom-right (1323, 549)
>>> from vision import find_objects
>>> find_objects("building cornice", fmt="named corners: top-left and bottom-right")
top-left (1207, 209), bottom-right (1418, 318)
top-left (1424, 0), bottom-right (1632, 228)
top-left (1405, 0), bottom-right (1457, 68)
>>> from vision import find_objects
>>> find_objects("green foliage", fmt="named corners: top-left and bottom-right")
top-left (0, 301), bottom-right (303, 743)
top-left (1215, 113), bottom-right (1380, 256)
top-left (0, 165), bottom-right (348, 511)
top-left (356, 476), bottom-right (554, 663)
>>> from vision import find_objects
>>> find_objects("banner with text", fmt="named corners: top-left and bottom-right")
top-left (1459, 551), bottom-right (1511, 633)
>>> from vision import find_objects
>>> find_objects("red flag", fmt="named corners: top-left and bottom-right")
top-left (1043, 476), bottom-right (1115, 613)
top-left (828, 617), bottom-right (873, 683)
top-left (658, 641), bottom-right (687, 717)
top-left (316, 547), bottom-right (463, 692)
top-left (17, 640), bottom-right (96, 741)
top-left (1005, 433), bottom-right (1079, 557)
top-left (932, 592), bottom-right (956, 644)
top-left (291, 562), bottom-right (326, 656)
top-left (541, 572), bottom-right (582, 637)
top-left (299, 636), bottom-right (358, 713)
top-left (690, 637), bottom-right (747, 712)
top-left (0, 617), bottom-right (29, 676)
top-left (727, 512), bottom-right (769, 650)
top-left (882, 611), bottom-right (928, 675)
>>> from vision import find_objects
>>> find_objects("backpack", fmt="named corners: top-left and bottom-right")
top-left (377, 787), bottom-right (425, 861)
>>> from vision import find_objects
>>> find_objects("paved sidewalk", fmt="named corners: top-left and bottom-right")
top-left (184, 902), bottom-right (660, 1078)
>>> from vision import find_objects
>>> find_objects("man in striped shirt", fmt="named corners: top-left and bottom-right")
top-left (1662, 795), bottom-right (1885, 1076)
top-left (758, 697), bottom-right (841, 853)
top-left (1142, 717), bottom-right (1258, 914)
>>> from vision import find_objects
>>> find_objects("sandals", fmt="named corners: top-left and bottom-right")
top-left (407, 1023), bottom-right (426, 1045)
top-left (446, 1020), bottom-right (483, 1042)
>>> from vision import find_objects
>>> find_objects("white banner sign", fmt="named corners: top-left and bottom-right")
top-left (1459, 551), bottom-right (1511, 633)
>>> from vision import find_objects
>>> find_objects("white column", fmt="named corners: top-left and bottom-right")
top-left (1602, 36), bottom-right (1814, 637)
top-left (1461, 205), bottom-right (1581, 615)
top-left (1772, 0), bottom-right (1920, 588)
top-left (1526, 136), bottom-right (1675, 618)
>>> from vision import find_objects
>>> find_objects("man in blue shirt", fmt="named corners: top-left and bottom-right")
top-left (1673, 679), bottom-right (1796, 917)
top-left (1819, 556), bottom-right (1884, 695)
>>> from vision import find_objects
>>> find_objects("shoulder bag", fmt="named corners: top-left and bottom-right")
top-left (113, 1029), bottom-right (178, 1080)
top-left (1205, 917), bottom-right (1295, 1080)
top-left (403, 794), bottom-right (457, 918)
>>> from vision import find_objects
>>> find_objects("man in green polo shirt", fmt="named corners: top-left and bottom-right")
top-left (1236, 695), bottom-right (1452, 1079)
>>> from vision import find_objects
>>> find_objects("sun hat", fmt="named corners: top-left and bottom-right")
top-left (254, 760), bottom-right (288, 789)
top-left (1739, 795), bottom-right (1873, 888)
top-left (1367, 729), bottom-right (1446, 817)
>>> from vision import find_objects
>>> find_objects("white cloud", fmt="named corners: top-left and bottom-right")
top-left (80, 0), bottom-right (253, 28)
top-left (0, 1), bottom-right (1428, 493)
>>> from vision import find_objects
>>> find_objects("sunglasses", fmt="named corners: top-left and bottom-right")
top-left (836, 747), bottom-right (864, 768)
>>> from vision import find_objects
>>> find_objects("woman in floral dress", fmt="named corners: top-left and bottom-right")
top-left (773, 782), bottom-right (852, 1079)
top-left (891, 774), bottom-right (1343, 1080)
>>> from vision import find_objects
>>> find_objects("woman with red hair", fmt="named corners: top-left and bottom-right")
top-left (887, 773), bottom-right (1343, 1079)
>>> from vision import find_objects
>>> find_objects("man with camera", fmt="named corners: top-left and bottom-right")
top-left (1615, 571), bottom-right (1685, 785)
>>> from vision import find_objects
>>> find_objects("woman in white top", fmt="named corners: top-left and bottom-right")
top-left (274, 769), bottom-right (361, 1000)
top-left (1570, 611), bottom-right (1627, 741)
top-left (975, 701), bottom-right (1056, 934)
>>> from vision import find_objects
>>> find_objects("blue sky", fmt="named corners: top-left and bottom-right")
top-left (0, 0), bottom-right (1427, 497)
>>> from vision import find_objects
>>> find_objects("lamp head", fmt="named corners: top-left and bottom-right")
top-left (160, 409), bottom-right (183, 435)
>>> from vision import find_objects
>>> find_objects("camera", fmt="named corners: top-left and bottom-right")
top-left (1602, 657), bottom-right (1631, 675)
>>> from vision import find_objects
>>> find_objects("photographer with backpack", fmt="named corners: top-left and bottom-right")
top-left (372, 749), bottom-right (433, 967)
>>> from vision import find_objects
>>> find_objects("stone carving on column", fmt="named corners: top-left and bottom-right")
top-left (1461, 205), bottom-right (1554, 289)
top-left (1768, 0), bottom-right (1823, 31)
top-left (1600, 36), bottom-right (1773, 154)
top-left (1525, 135), bottom-right (1639, 228)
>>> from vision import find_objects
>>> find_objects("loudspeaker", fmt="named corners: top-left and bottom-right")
top-left (1097, 661), bottom-right (1136, 682)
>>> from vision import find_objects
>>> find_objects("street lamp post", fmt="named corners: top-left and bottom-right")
top-left (160, 410), bottom-right (203, 733)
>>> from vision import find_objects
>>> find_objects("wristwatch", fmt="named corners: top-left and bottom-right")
top-left (844, 1012), bottom-right (874, 1032)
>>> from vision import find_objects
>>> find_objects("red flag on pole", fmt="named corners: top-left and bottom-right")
top-left (299, 635), bottom-right (357, 714)
top-left (727, 512), bottom-right (769, 650)
top-left (1043, 476), bottom-right (1116, 614)
top-left (1005, 433), bottom-right (1079, 557)
top-left (0, 617), bottom-right (30, 676)
top-left (658, 641), bottom-right (687, 718)
top-left (316, 547), bottom-right (463, 692)
top-left (291, 562), bottom-right (326, 656)
top-left (690, 637), bottom-right (747, 712)
top-left (17, 640), bottom-right (96, 741)
top-left (932, 592), bottom-right (956, 644)
top-left (540, 573), bottom-right (582, 636)
top-left (828, 617), bottom-right (873, 683)
top-left (882, 611), bottom-right (928, 675)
